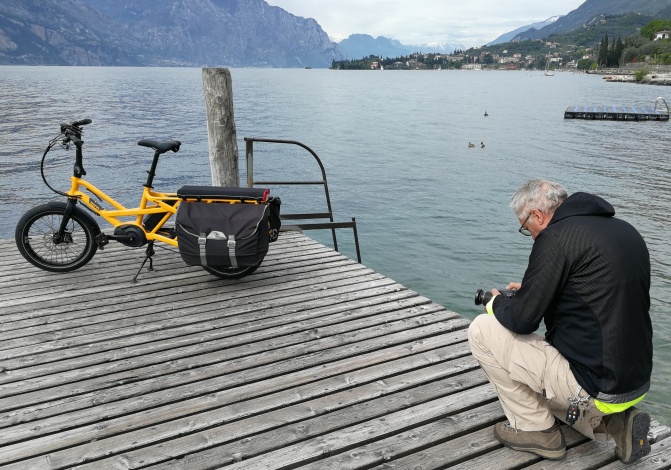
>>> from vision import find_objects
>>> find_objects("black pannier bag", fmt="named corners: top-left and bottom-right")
top-left (176, 201), bottom-right (270, 268)
top-left (267, 196), bottom-right (281, 242)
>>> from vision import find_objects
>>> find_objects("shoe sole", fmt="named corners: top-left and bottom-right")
top-left (498, 442), bottom-right (566, 460)
top-left (618, 411), bottom-right (652, 464)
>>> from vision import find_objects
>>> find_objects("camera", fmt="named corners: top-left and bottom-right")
top-left (474, 288), bottom-right (517, 306)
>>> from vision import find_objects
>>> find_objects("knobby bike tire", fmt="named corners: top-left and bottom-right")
top-left (203, 262), bottom-right (262, 279)
top-left (15, 203), bottom-right (99, 272)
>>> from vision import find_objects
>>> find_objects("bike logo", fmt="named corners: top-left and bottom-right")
top-left (89, 200), bottom-right (103, 212)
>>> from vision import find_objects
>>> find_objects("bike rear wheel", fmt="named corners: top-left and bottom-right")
top-left (15, 203), bottom-right (99, 272)
top-left (204, 262), bottom-right (261, 279)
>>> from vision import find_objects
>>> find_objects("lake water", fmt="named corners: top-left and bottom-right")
top-left (0, 66), bottom-right (669, 425)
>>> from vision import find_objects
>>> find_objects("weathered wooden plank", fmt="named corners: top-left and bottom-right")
top-left (0, 244), bottom-right (333, 294)
top-left (0, 287), bottom-right (420, 384)
top-left (0, 339), bottom-right (475, 468)
top-left (0, 253), bottom-right (356, 319)
top-left (217, 386), bottom-right (499, 470)
top-left (294, 401), bottom-right (504, 470)
top-left (0, 233), bottom-right (320, 287)
top-left (372, 426), bottom-right (499, 469)
top-left (83, 369), bottom-right (492, 470)
top-left (649, 420), bottom-right (671, 443)
top-left (0, 286), bottom-right (423, 376)
top-left (0, 247), bottom-right (351, 304)
top-left (0, 323), bottom-right (470, 443)
top-left (0, 233), bottom-right (316, 277)
top-left (0, 277), bottom-right (400, 371)
top-left (0, 261), bottom-right (372, 337)
top-left (0, 242), bottom-right (344, 308)
top-left (0, 235), bottom-right (328, 290)
top-left (598, 436), bottom-right (671, 469)
top-left (0, 302), bottom-right (453, 409)
top-left (371, 425), bottom-right (588, 469)
top-left (521, 432), bottom-right (671, 470)
top-left (522, 441), bottom-right (618, 469)
top-left (0, 231), bottom-right (312, 274)
top-left (443, 427), bottom-right (590, 470)
top-left (0, 261), bottom-right (344, 317)
top-left (0, 270), bottom-right (386, 354)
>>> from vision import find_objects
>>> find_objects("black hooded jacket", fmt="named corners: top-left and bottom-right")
top-left (492, 192), bottom-right (652, 402)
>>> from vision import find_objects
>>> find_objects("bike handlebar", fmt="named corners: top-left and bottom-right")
top-left (60, 118), bottom-right (91, 146)
top-left (60, 119), bottom-right (91, 131)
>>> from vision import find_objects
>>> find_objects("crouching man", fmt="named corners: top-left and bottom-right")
top-left (468, 179), bottom-right (653, 463)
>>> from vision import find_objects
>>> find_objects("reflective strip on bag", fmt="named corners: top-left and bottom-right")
top-left (198, 233), bottom-right (208, 267)
top-left (228, 235), bottom-right (237, 268)
top-left (198, 230), bottom-right (231, 267)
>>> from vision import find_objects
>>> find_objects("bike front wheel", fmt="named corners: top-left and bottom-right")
top-left (15, 203), bottom-right (99, 272)
top-left (204, 262), bottom-right (262, 279)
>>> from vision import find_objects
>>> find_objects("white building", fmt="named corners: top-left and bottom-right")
top-left (655, 30), bottom-right (670, 40)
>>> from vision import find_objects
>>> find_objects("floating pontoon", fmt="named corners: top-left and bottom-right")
top-left (564, 97), bottom-right (669, 121)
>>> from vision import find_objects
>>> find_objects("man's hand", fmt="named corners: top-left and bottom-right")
top-left (506, 282), bottom-right (522, 291)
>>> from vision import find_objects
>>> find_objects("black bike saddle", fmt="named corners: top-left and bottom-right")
top-left (138, 140), bottom-right (181, 154)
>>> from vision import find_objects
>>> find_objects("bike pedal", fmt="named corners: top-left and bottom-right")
top-left (95, 233), bottom-right (109, 249)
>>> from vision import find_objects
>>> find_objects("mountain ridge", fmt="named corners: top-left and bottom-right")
top-left (487, 17), bottom-right (560, 46)
top-left (0, 0), bottom-right (346, 67)
top-left (512, 0), bottom-right (671, 41)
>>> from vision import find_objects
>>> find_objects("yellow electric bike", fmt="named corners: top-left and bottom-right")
top-left (15, 119), bottom-right (277, 281)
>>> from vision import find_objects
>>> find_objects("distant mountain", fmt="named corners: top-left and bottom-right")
top-left (0, 0), bottom-right (346, 67)
top-left (487, 17), bottom-right (561, 45)
top-left (513, 0), bottom-right (671, 41)
top-left (411, 41), bottom-right (466, 54)
top-left (338, 35), bottom-right (410, 60)
top-left (338, 34), bottom-right (464, 60)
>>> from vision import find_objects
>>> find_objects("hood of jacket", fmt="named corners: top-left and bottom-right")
top-left (549, 192), bottom-right (615, 226)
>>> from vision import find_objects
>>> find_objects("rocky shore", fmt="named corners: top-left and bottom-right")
top-left (602, 73), bottom-right (671, 85)
top-left (593, 65), bottom-right (671, 86)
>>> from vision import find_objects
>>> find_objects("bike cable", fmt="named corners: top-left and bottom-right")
top-left (40, 133), bottom-right (70, 198)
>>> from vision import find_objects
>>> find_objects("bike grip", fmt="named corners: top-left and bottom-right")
top-left (73, 118), bottom-right (92, 126)
top-left (65, 129), bottom-right (82, 144)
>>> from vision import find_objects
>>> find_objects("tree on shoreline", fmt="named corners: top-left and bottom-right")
top-left (598, 33), bottom-right (610, 67)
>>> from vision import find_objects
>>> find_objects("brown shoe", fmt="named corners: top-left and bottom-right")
top-left (493, 422), bottom-right (566, 460)
top-left (604, 407), bottom-right (651, 463)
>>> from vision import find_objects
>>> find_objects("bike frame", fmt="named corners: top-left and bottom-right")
top-left (66, 176), bottom-right (180, 247)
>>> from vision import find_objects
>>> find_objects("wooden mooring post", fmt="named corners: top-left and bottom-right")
top-left (202, 67), bottom-right (239, 186)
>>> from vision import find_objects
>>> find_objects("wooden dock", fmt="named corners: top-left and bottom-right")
top-left (564, 105), bottom-right (670, 121)
top-left (0, 232), bottom-right (669, 469)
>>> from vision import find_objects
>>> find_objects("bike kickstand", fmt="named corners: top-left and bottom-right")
top-left (131, 242), bottom-right (156, 283)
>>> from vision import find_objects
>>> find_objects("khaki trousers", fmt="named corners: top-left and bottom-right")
top-left (468, 314), bottom-right (606, 440)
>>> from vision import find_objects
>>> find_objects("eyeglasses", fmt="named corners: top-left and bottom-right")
top-left (518, 210), bottom-right (534, 236)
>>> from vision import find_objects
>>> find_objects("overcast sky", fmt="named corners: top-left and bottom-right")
top-left (265, 0), bottom-right (586, 47)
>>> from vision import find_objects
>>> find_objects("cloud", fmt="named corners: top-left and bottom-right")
top-left (266, 0), bottom-right (585, 47)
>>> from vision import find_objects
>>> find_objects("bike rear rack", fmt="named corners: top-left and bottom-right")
top-left (244, 137), bottom-right (362, 263)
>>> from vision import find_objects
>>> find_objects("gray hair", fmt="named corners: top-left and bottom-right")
top-left (510, 179), bottom-right (568, 218)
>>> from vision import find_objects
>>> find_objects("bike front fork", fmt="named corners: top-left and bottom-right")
top-left (54, 198), bottom-right (78, 243)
